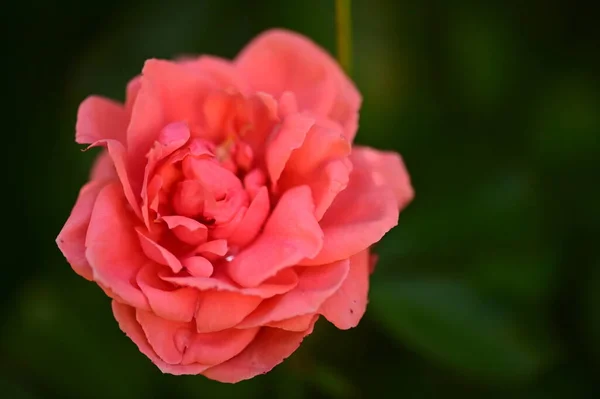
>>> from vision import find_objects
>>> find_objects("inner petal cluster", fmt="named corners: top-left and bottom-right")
top-left (139, 112), bottom-right (273, 279)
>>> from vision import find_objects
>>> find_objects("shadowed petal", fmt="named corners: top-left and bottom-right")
top-left (76, 96), bottom-right (127, 144)
top-left (112, 302), bottom-right (209, 375)
top-left (300, 147), bottom-right (412, 265)
top-left (319, 250), bottom-right (370, 329)
top-left (56, 180), bottom-right (105, 281)
top-left (236, 259), bottom-right (349, 328)
top-left (137, 264), bottom-right (198, 322)
top-left (85, 182), bottom-right (148, 309)
top-left (202, 320), bottom-right (317, 383)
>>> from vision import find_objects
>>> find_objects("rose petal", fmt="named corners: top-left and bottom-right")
top-left (228, 186), bottom-right (270, 248)
top-left (181, 256), bottom-right (214, 278)
top-left (278, 91), bottom-right (298, 117)
top-left (163, 268), bottom-right (298, 299)
top-left (195, 239), bottom-right (228, 257)
top-left (136, 228), bottom-right (183, 273)
top-left (227, 186), bottom-right (323, 287)
top-left (75, 96), bottom-right (127, 144)
top-left (137, 264), bottom-right (198, 322)
top-left (243, 169), bottom-right (267, 200)
top-left (302, 158), bottom-right (352, 221)
top-left (85, 183), bottom-right (148, 309)
top-left (90, 151), bottom-right (117, 182)
top-left (281, 121), bottom-right (352, 219)
top-left (236, 259), bottom-right (349, 328)
top-left (162, 216), bottom-right (208, 246)
top-left (285, 120), bottom-right (350, 175)
top-left (209, 206), bottom-right (247, 240)
top-left (265, 114), bottom-right (314, 186)
top-left (56, 181), bottom-right (105, 281)
top-left (136, 309), bottom-right (192, 365)
top-left (267, 314), bottom-right (319, 332)
top-left (202, 320), bottom-right (317, 383)
top-left (236, 30), bottom-right (336, 117)
top-left (179, 56), bottom-right (250, 94)
top-left (235, 29), bottom-right (361, 141)
top-left (172, 180), bottom-right (206, 218)
top-left (125, 76), bottom-right (142, 116)
top-left (353, 146), bottom-right (414, 209)
top-left (141, 122), bottom-right (191, 227)
top-left (112, 302), bottom-right (209, 375)
top-left (132, 307), bottom-right (259, 368)
top-left (194, 290), bottom-right (262, 333)
top-left (87, 139), bottom-right (142, 219)
top-left (182, 327), bottom-right (260, 366)
top-left (319, 250), bottom-right (370, 329)
top-left (127, 59), bottom-right (215, 189)
top-left (300, 147), bottom-right (408, 265)
top-left (240, 93), bottom-right (280, 156)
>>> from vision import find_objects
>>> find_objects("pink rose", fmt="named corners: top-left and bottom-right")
top-left (57, 29), bottom-right (413, 383)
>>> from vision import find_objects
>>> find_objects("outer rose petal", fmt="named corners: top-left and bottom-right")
top-left (90, 151), bottom-right (117, 182)
top-left (135, 310), bottom-right (259, 367)
top-left (235, 29), bottom-right (361, 141)
top-left (319, 250), bottom-right (370, 329)
top-left (178, 55), bottom-right (250, 94)
top-left (227, 186), bottom-right (323, 287)
top-left (202, 319), bottom-right (317, 383)
top-left (265, 113), bottom-right (315, 185)
top-left (125, 76), bottom-right (142, 116)
top-left (182, 326), bottom-right (259, 366)
top-left (236, 259), bottom-right (349, 328)
top-left (353, 146), bottom-right (414, 209)
top-left (85, 182), bottom-right (149, 309)
top-left (75, 96), bottom-right (128, 144)
top-left (112, 302), bottom-right (209, 375)
top-left (88, 139), bottom-right (142, 219)
top-left (300, 147), bottom-right (413, 265)
top-left (267, 314), bottom-right (318, 332)
top-left (126, 59), bottom-right (216, 191)
top-left (195, 290), bottom-right (262, 333)
top-left (280, 121), bottom-right (352, 220)
top-left (137, 264), bottom-right (198, 322)
top-left (56, 180), bottom-right (106, 281)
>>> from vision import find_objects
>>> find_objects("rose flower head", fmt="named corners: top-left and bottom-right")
top-left (56, 29), bottom-right (413, 383)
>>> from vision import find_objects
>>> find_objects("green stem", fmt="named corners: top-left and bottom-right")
top-left (335, 0), bottom-right (352, 76)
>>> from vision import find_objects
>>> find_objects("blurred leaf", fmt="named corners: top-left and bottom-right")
top-left (369, 278), bottom-right (556, 382)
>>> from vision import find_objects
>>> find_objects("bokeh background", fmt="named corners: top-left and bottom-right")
top-left (4, 0), bottom-right (600, 397)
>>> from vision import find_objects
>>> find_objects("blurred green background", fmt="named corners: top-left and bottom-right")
top-left (4, 0), bottom-right (600, 397)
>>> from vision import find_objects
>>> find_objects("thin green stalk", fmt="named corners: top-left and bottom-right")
top-left (335, 0), bottom-right (353, 76)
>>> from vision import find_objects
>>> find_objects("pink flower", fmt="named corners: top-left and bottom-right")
top-left (56, 29), bottom-right (413, 382)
